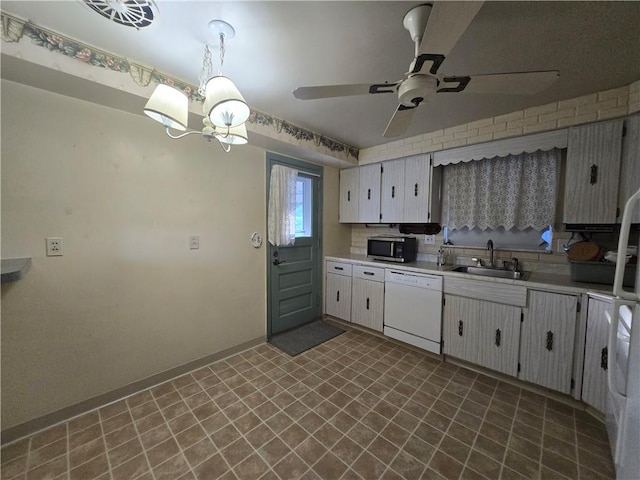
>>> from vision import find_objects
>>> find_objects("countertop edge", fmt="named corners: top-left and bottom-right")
top-left (325, 255), bottom-right (613, 296)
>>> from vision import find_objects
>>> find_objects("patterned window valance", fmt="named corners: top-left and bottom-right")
top-left (434, 129), bottom-right (568, 166)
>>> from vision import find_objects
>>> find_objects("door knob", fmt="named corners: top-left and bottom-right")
top-left (273, 259), bottom-right (286, 266)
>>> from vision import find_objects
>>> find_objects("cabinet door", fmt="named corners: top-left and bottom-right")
top-left (618, 114), bottom-right (640, 224)
top-left (563, 119), bottom-right (624, 224)
top-left (358, 164), bottom-right (382, 223)
top-left (326, 273), bottom-right (351, 321)
top-left (380, 159), bottom-right (405, 223)
top-left (404, 154), bottom-right (432, 223)
top-left (477, 302), bottom-right (521, 377)
top-left (582, 297), bottom-right (612, 412)
top-left (520, 291), bottom-right (578, 394)
top-left (351, 278), bottom-right (384, 332)
top-left (443, 295), bottom-right (479, 364)
top-left (339, 168), bottom-right (359, 223)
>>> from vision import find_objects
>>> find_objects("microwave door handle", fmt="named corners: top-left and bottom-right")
top-left (613, 187), bottom-right (640, 300)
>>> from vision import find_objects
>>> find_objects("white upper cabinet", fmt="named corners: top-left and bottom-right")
top-left (339, 168), bottom-right (359, 223)
top-left (563, 119), bottom-right (624, 224)
top-left (339, 154), bottom-right (439, 224)
top-left (618, 114), bottom-right (640, 223)
top-left (404, 154), bottom-right (436, 223)
top-left (380, 159), bottom-right (405, 223)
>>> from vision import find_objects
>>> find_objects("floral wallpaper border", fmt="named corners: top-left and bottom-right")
top-left (0, 12), bottom-right (359, 162)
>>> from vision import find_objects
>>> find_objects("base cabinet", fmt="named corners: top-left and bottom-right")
top-left (582, 295), bottom-right (612, 412)
top-left (325, 261), bottom-right (352, 322)
top-left (443, 295), bottom-right (520, 377)
top-left (520, 290), bottom-right (579, 394)
top-left (352, 278), bottom-right (384, 331)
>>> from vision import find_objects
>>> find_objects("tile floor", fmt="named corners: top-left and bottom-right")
top-left (1, 324), bottom-right (615, 480)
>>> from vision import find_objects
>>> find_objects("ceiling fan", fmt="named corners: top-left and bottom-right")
top-left (292, 2), bottom-right (559, 138)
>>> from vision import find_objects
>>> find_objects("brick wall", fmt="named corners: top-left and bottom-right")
top-left (350, 80), bottom-right (640, 275)
top-left (359, 81), bottom-right (639, 165)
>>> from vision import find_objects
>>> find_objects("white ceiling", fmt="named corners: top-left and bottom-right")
top-left (2, 1), bottom-right (639, 149)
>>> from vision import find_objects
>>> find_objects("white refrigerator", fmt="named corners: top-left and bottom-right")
top-left (607, 187), bottom-right (640, 480)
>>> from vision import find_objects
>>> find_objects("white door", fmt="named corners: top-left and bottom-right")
top-left (358, 164), bottom-right (382, 223)
top-left (326, 273), bottom-right (351, 322)
top-left (339, 168), bottom-right (359, 223)
top-left (582, 296), bottom-right (612, 412)
top-left (404, 154), bottom-right (432, 223)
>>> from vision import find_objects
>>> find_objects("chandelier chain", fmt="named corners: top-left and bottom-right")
top-left (197, 45), bottom-right (213, 97)
top-left (218, 32), bottom-right (225, 75)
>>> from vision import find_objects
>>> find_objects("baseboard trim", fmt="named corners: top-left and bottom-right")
top-left (1, 336), bottom-right (266, 446)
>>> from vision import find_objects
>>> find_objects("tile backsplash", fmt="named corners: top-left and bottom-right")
top-left (350, 225), bottom-right (575, 275)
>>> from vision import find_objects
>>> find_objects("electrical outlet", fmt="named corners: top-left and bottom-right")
top-left (189, 235), bottom-right (200, 250)
top-left (424, 235), bottom-right (436, 245)
top-left (46, 237), bottom-right (63, 256)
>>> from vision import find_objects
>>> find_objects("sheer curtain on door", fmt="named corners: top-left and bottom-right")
top-left (441, 149), bottom-right (561, 231)
top-left (268, 164), bottom-right (299, 246)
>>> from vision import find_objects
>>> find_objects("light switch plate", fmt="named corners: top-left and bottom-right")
top-left (189, 236), bottom-right (199, 250)
top-left (424, 235), bottom-right (436, 245)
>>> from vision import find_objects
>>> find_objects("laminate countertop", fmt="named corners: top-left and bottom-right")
top-left (326, 254), bottom-right (617, 297)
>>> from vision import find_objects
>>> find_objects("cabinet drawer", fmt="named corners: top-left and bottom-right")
top-left (327, 261), bottom-right (352, 276)
top-left (352, 265), bottom-right (385, 282)
top-left (444, 276), bottom-right (526, 307)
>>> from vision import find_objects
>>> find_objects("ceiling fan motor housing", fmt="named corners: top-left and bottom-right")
top-left (398, 75), bottom-right (437, 107)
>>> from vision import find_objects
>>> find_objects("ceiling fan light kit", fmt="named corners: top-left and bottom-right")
top-left (142, 19), bottom-right (249, 152)
top-left (293, 1), bottom-right (560, 139)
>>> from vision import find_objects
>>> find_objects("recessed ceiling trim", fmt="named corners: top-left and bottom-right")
top-left (81, 0), bottom-right (157, 30)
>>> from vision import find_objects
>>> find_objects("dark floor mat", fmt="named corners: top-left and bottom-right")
top-left (269, 320), bottom-right (346, 356)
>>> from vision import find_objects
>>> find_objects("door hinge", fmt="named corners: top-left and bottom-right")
top-left (571, 378), bottom-right (575, 390)
top-left (379, 213), bottom-right (383, 220)
top-left (517, 363), bottom-right (521, 373)
top-left (616, 207), bottom-right (621, 218)
top-left (520, 312), bottom-right (524, 322)
top-left (442, 297), bottom-right (446, 306)
top-left (381, 165), bottom-right (384, 173)
top-left (428, 212), bottom-right (430, 220)
top-left (622, 126), bottom-right (627, 137)
top-left (576, 301), bottom-right (581, 313)
top-left (430, 156), bottom-right (433, 166)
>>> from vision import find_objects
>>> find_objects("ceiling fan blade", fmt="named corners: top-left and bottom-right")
top-left (417, 2), bottom-right (484, 62)
top-left (438, 70), bottom-right (560, 95)
top-left (383, 105), bottom-right (417, 138)
top-left (293, 82), bottom-right (399, 100)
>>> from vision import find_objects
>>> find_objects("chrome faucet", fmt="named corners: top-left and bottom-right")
top-left (487, 239), bottom-right (494, 267)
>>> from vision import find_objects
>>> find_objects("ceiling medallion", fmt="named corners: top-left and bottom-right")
top-left (81, 0), bottom-right (157, 29)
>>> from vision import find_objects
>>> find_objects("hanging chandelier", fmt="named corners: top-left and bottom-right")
top-left (143, 20), bottom-right (249, 152)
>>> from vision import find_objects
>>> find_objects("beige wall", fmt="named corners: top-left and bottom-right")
top-left (0, 80), bottom-right (349, 431)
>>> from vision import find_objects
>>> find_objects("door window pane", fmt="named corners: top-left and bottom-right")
top-left (295, 176), bottom-right (312, 237)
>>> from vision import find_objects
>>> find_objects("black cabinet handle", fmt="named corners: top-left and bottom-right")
top-left (590, 164), bottom-right (598, 185)
top-left (336, 290), bottom-right (340, 302)
top-left (347, 190), bottom-right (351, 202)
top-left (546, 331), bottom-right (554, 351)
top-left (367, 188), bottom-right (371, 200)
top-left (334, 266), bottom-right (344, 271)
top-left (391, 186), bottom-right (395, 198)
top-left (495, 329), bottom-right (501, 347)
top-left (601, 347), bottom-right (608, 371)
top-left (458, 320), bottom-right (464, 336)
top-left (414, 183), bottom-right (419, 197)
top-left (366, 298), bottom-right (370, 310)
top-left (364, 271), bottom-right (374, 276)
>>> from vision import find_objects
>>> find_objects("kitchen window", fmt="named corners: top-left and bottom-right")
top-left (440, 148), bottom-right (562, 250)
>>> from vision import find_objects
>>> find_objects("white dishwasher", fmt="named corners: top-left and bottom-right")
top-left (383, 269), bottom-right (443, 354)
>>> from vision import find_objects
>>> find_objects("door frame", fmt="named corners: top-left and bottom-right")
top-left (266, 152), bottom-right (323, 338)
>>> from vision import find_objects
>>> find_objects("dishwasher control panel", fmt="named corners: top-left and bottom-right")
top-left (385, 269), bottom-right (443, 290)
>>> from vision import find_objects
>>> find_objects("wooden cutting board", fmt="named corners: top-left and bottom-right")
top-left (567, 241), bottom-right (600, 261)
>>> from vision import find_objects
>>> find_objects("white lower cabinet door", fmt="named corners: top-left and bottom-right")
top-left (326, 273), bottom-right (351, 321)
top-left (582, 296), bottom-right (612, 412)
top-left (477, 302), bottom-right (521, 377)
top-left (520, 291), bottom-right (578, 394)
top-left (443, 295), bottom-right (480, 364)
top-left (351, 278), bottom-right (384, 332)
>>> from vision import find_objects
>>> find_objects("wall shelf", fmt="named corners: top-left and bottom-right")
top-left (1, 258), bottom-right (32, 283)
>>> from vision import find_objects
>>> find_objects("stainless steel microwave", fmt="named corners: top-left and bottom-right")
top-left (367, 236), bottom-right (417, 263)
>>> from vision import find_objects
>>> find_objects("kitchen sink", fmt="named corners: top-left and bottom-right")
top-left (451, 265), bottom-right (531, 281)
